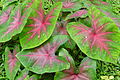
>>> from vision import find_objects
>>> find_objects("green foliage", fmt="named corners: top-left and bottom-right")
top-left (17, 35), bottom-right (70, 74)
top-left (0, 0), bottom-right (119, 79)
top-left (67, 6), bottom-right (120, 65)
top-left (0, 0), bottom-right (32, 42)
top-left (4, 46), bottom-right (20, 80)
top-left (20, 1), bottom-right (62, 49)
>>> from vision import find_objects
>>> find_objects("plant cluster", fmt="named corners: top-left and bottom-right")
top-left (0, 0), bottom-right (120, 80)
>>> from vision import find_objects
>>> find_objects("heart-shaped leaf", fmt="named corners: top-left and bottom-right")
top-left (67, 6), bottom-right (120, 65)
top-left (55, 48), bottom-right (96, 80)
top-left (17, 35), bottom-right (70, 74)
top-left (20, 0), bottom-right (62, 49)
top-left (4, 46), bottom-right (20, 80)
top-left (0, 0), bottom-right (32, 42)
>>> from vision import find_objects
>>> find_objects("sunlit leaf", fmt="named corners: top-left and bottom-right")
top-left (55, 48), bottom-right (96, 80)
top-left (17, 35), bottom-right (70, 74)
top-left (4, 46), bottom-right (20, 80)
top-left (55, 0), bottom-right (82, 12)
top-left (65, 9), bottom-right (88, 20)
top-left (87, 0), bottom-right (120, 27)
top-left (67, 6), bottom-right (120, 65)
top-left (0, 5), bottom-right (13, 25)
top-left (0, 0), bottom-right (32, 42)
top-left (20, 0), bottom-right (62, 49)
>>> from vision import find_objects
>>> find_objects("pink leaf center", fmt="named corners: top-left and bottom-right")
top-left (62, 0), bottom-right (75, 8)
top-left (21, 41), bottom-right (64, 68)
top-left (73, 14), bottom-right (113, 54)
top-left (0, 7), bottom-right (12, 25)
top-left (26, 3), bottom-right (56, 40)
top-left (8, 49), bottom-right (18, 72)
top-left (2, 9), bottom-right (22, 37)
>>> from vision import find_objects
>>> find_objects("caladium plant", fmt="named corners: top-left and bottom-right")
top-left (20, 0), bottom-right (62, 49)
top-left (67, 6), bottom-right (120, 65)
top-left (0, 0), bottom-right (120, 79)
top-left (17, 35), bottom-right (70, 74)
top-left (54, 48), bottom-right (96, 80)
top-left (0, 0), bottom-right (32, 42)
top-left (4, 46), bottom-right (20, 80)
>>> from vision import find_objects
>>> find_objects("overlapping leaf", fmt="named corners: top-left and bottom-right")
top-left (65, 9), bottom-right (88, 20)
top-left (0, 0), bottom-right (32, 42)
top-left (55, 0), bottom-right (82, 12)
top-left (15, 69), bottom-right (29, 80)
top-left (55, 48), bottom-right (96, 80)
top-left (20, 0), bottom-right (62, 49)
top-left (67, 6), bottom-right (120, 65)
top-left (87, 0), bottom-right (120, 27)
top-left (17, 35), bottom-right (70, 74)
top-left (0, 5), bottom-right (13, 25)
top-left (97, 4), bottom-right (120, 28)
top-left (4, 46), bottom-right (20, 80)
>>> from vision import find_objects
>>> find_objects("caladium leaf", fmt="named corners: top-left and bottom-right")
top-left (59, 48), bottom-right (75, 66)
top-left (65, 10), bottom-right (88, 20)
top-left (87, 0), bottom-right (120, 27)
top-left (20, 0), bottom-right (62, 49)
top-left (0, 5), bottom-right (13, 25)
top-left (55, 48), bottom-right (96, 80)
top-left (17, 35), bottom-right (70, 74)
top-left (96, 3), bottom-right (120, 28)
top-left (0, 0), bottom-right (32, 42)
top-left (55, 0), bottom-right (82, 12)
top-left (15, 69), bottom-right (29, 80)
top-left (100, 9), bottom-right (120, 28)
top-left (4, 46), bottom-right (20, 80)
top-left (67, 6), bottom-right (120, 65)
